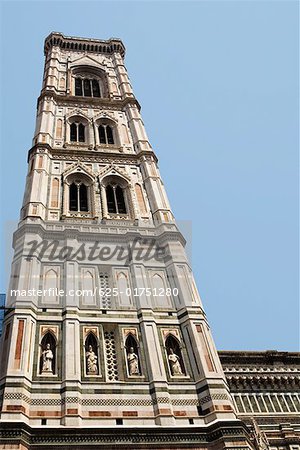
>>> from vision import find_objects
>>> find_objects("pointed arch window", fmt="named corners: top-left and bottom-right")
top-left (92, 79), bottom-right (100, 97)
top-left (69, 181), bottom-right (89, 212)
top-left (106, 185), bottom-right (127, 214)
top-left (75, 78), bottom-right (83, 96)
top-left (83, 78), bottom-right (92, 97)
top-left (98, 125), bottom-right (114, 145)
top-left (75, 77), bottom-right (101, 98)
top-left (70, 122), bottom-right (85, 143)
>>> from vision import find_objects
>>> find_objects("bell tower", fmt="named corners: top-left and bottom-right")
top-left (0, 32), bottom-right (253, 449)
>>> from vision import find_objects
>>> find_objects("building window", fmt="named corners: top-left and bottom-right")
top-left (69, 182), bottom-right (89, 212)
top-left (70, 122), bottom-right (85, 142)
top-left (106, 185), bottom-right (127, 214)
top-left (98, 125), bottom-right (114, 145)
top-left (75, 77), bottom-right (101, 98)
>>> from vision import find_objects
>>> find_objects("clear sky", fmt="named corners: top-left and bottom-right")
top-left (0, 0), bottom-right (299, 351)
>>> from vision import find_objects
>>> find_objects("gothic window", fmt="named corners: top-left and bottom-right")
top-left (40, 332), bottom-right (56, 375)
top-left (69, 181), bottom-right (89, 212)
top-left (70, 122), bottom-right (85, 142)
top-left (92, 79), bottom-right (100, 97)
top-left (106, 185), bottom-right (127, 214)
top-left (98, 125), bottom-right (114, 145)
top-left (75, 77), bottom-right (101, 98)
top-left (106, 185), bottom-right (116, 213)
top-left (75, 78), bottom-right (83, 96)
top-left (165, 334), bottom-right (185, 376)
top-left (78, 123), bottom-right (85, 142)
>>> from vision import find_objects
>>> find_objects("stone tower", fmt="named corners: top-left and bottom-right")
top-left (0, 33), bottom-right (253, 449)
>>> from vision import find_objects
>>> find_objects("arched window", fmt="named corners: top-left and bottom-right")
top-left (83, 78), bottom-right (91, 97)
top-left (69, 181), bottom-right (89, 212)
top-left (92, 79), bottom-right (100, 97)
top-left (165, 334), bottom-right (185, 376)
top-left (70, 123), bottom-right (77, 141)
top-left (116, 185), bottom-right (126, 214)
top-left (79, 184), bottom-right (88, 211)
top-left (75, 78), bottom-right (83, 96)
top-left (78, 123), bottom-right (85, 142)
top-left (106, 185), bottom-right (127, 214)
top-left (40, 332), bottom-right (56, 375)
top-left (70, 122), bottom-right (85, 143)
top-left (98, 125), bottom-right (114, 145)
top-left (75, 77), bottom-right (101, 98)
top-left (106, 185), bottom-right (116, 213)
top-left (69, 183), bottom-right (78, 211)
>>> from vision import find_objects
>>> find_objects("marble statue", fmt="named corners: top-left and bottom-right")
top-left (127, 347), bottom-right (139, 375)
top-left (168, 348), bottom-right (183, 375)
top-left (42, 343), bottom-right (54, 373)
top-left (86, 345), bottom-right (98, 374)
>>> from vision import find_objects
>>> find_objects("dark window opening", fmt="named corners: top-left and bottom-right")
top-left (75, 78), bottom-right (101, 98)
top-left (98, 124), bottom-right (114, 145)
top-left (70, 123), bottom-right (85, 143)
top-left (92, 79), bottom-right (100, 97)
top-left (69, 183), bottom-right (78, 211)
top-left (106, 125), bottom-right (114, 144)
top-left (106, 185), bottom-right (116, 213)
top-left (116, 186), bottom-right (127, 214)
top-left (79, 184), bottom-right (88, 211)
top-left (84, 78), bottom-right (92, 97)
top-left (41, 419), bottom-right (47, 425)
top-left (70, 123), bottom-right (77, 142)
top-left (99, 125), bottom-right (106, 144)
top-left (106, 185), bottom-right (127, 215)
top-left (189, 418), bottom-right (194, 424)
top-left (69, 182), bottom-right (89, 212)
top-left (78, 123), bottom-right (85, 142)
top-left (75, 78), bottom-right (83, 96)
top-left (116, 418), bottom-right (123, 425)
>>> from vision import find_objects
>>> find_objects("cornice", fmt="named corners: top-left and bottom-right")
top-left (13, 220), bottom-right (184, 247)
top-left (44, 32), bottom-right (125, 58)
top-left (225, 373), bottom-right (300, 391)
top-left (27, 144), bottom-right (158, 164)
top-left (219, 350), bottom-right (300, 365)
top-left (0, 420), bottom-right (252, 447)
top-left (37, 90), bottom-right (141, 111)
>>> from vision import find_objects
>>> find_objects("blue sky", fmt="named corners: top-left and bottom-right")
top-left (0, 1), bottom-right (299, 351)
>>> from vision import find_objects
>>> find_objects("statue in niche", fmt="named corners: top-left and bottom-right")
top-left (41, 343), bottom-right (54, 373)
top-left (86, 345), bottom-right (98, 374)
top-left (168, 347), bottom-right (183, 375)
top-left (127, 346), bottom-right (139, 375)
